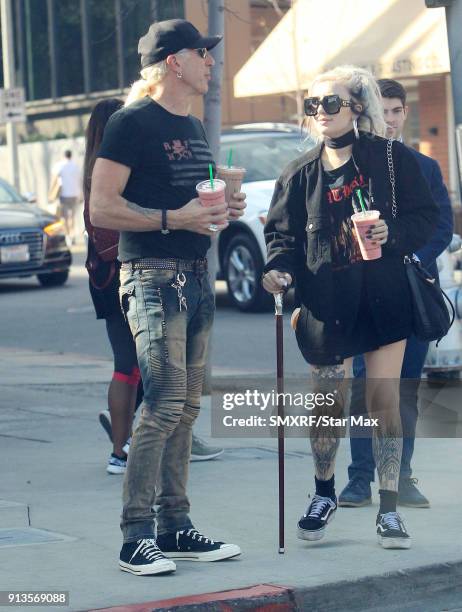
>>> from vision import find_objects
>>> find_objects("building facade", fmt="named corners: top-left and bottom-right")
top-left (0, 0), bottom-right (459, 208)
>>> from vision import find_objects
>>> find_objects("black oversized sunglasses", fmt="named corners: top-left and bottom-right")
top-left (196, 48), bottom-right (208, 59)
top-left (304, 95), bottom-right (355, 116)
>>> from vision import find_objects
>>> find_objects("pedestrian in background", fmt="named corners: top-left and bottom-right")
top-left (339, 78), bottom-right (453, 509)
top-left (83, 98), bottom-right (141, 475)
top-left (49, 149), bottom-right (81, 243)
top-left (263, 65), bottom-right (438, 550)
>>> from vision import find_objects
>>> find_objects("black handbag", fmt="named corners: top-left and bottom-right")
top-left (387, 139), bottom-right (455, 344)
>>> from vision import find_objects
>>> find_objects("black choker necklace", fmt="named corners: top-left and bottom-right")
top-left (325, 130), bottom-right (356, 149)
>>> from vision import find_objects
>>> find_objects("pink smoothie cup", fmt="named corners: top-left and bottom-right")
top-left (196, 178), bottom-right (227, 227)
top-left (351, 210), bottom-right (382, 260)
top-left (216, 165), bottom-right (246, 204)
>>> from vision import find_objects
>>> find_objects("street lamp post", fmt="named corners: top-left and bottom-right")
top-left (1, 0), bottom-right (20, 190)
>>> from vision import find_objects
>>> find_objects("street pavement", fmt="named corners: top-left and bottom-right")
top-left (1, 253), bottom-right (462, 611)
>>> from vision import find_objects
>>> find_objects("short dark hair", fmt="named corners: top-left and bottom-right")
top-left (64, 150), bottom-right (72, 159)
top-left (377, 79), bottom-right (407, 107)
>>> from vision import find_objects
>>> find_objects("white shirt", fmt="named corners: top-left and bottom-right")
top-left (55, 159), bottom-right (80, 198)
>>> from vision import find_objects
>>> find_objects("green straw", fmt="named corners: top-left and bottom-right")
top-left (227, 149), bottom-right (233, 168)
top-left (209, 163), bottom-right (214, 190)
top-left (355, 189), bottom-right (367, 213)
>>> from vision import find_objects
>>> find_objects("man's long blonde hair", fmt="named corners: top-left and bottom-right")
top-left (307, 65), bottom-right (387, 139)
top-left (125, 61), bottom-right (169, 107)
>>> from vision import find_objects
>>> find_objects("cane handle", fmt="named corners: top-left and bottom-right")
top-left (274, 292), bottom-right (283, 316)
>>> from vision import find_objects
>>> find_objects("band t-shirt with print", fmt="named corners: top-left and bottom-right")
top-left (323, 158), bottom-right (369, 272)
top-left (98, 97), bottom-right (214, 261)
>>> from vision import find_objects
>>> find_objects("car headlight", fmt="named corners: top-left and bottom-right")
top-left (43, 221), bottom-right (66, 237)
top-left (258, 210), bottom-right (268, 225)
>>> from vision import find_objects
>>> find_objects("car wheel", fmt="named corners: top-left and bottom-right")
top-left (37, 271), bottom-right (69, 287)
top-left (224, 233), bottom-right (272, 312)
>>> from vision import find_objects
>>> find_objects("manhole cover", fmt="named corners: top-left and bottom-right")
top-left (0, 528), bottom-right (75, 548)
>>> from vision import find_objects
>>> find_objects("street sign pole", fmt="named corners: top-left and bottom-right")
top-left (1, 0), bottom-right (20, 190)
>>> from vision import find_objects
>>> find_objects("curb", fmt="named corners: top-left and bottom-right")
top-left (88, 560), bottom-right (462, 612)
top-left (88, 584), bottom-right (294, 612)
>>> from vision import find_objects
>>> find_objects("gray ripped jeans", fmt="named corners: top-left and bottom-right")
top-left (119, 262), bottom-right (214, 542)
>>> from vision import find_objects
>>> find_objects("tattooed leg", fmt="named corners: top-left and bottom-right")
top-left (309, 360), bottom-right (352, 480)
top-left (372, 424), bottom-right (402, 491)
top-left (364, 341), bottom-right (406, 492)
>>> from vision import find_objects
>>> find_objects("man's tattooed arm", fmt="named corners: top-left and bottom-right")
top-left (125, 200), bottom-right (162, 228)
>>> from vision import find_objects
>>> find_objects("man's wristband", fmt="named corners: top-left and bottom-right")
top-left (161, 209), bottom-right (170, 235)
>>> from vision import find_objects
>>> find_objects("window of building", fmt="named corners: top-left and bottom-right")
top-left (6, 0), bottom-right (185, 101)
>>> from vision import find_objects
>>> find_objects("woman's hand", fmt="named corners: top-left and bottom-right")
top-left (367, 219), bottom-right (388, 245)
top-left (262, 270), bottom-right (292, 294)
top-left (228, 192), bottom-right (246, 220)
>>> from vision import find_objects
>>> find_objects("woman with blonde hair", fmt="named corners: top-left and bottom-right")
top-left (263, 65), bottom-right (438, 549)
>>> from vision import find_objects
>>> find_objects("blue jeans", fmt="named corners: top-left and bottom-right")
top-left (119, 264), bottom-right (214, 542)
top-left (348, 335), bottom-right (429, 483)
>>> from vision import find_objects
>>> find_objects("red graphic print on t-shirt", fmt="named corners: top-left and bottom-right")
top-left (325, 170), bottom-right (368, 271)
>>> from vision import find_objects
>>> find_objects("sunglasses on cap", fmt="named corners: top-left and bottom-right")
top-left (304, 95), bottom-right (362, 116)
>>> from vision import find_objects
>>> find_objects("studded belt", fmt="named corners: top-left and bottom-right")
top-left (122, 257), bottom-right (208, 273)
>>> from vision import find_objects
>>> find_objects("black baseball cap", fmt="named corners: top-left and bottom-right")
top-left (138, 19), bottom-right (223, 69)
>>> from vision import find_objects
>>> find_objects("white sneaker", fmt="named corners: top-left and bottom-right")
top-left (190, 435), bottom-right (224, 462)
top-left (122, 436), bottom-right (132, 455)
top-left (107, 454), bottom-right (127, 475)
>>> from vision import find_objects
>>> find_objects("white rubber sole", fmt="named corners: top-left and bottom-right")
top-left (377, 534), bottom-right (412, 549)
top-left (297, 510), bottom-right (336, 541)
top-left (190, 449), bottom-right (224, 462)
top-left (164, 543), bottom-right (241, 562)
top-left (119, 558), bottom-right (176, 575)
top-left (338, 498), bottom-right (372, 508)
top-left (107, 464), bottom-right (126, 475)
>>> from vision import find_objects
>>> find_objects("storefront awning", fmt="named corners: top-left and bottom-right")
top-left (234, 0), bottom-right (450, 98)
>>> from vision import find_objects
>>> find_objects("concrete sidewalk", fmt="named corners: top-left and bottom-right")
top-left (1, 347), bottom-right (462, 612)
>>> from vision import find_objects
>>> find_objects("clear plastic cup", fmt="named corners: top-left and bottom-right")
top-left (196, 179), bottom-right (227, 228)
top-left (216, 166), bottom-right (246, 205)
top-left (196, 179), bottom-right (226, 206)
top-left (351, 210), bottom-right (382, 260)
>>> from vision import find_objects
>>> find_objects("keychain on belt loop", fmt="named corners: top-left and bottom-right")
top-left (171, 271), bottom-right (187, 311)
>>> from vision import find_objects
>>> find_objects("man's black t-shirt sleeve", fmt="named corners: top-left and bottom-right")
top-left (98, 112), bottom-right (143, 169)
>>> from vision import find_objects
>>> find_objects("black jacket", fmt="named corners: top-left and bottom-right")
top-left (264, 133), bottom-right (439, 364)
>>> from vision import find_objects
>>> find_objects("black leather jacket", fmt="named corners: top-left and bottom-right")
top-left (264, 133), bottom-right (439, 364)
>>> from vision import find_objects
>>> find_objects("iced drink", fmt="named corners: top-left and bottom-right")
top-left (196, 179), bottom-right (226, 206)
top-left (196, 179), bottom-right (227, 227)
top-left (216, 165), bottom-right (246, 204)
top-left (351, 210), bottom-right (382, 260)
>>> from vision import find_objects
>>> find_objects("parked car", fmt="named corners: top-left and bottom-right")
top-left (217, 123), bottom-right (314, 311)
top-left (0, 177), bottom-right (72, 286)
top-left (424, 234), bottom-right (462, 383)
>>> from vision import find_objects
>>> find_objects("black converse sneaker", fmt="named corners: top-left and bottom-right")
top-left (157, 528), bottom-right (241, 562)
top-left (119, 538), bottom-right (177, 575)
top-left (376, 512), bottom-right (411, 549)
top-left (297, 494), bottom-right (337, 541)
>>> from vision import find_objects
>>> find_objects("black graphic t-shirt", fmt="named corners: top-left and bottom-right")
top-left (323, 158), bottom-right (369, 271)
top-left (98, 97), bottom-right (213, 261)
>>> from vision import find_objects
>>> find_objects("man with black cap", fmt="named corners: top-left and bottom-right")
top-left (90, 19), bottom-right (245, 576)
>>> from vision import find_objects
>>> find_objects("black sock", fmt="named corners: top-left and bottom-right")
top-left (315, 475), bottom-right (335, 499)
top-left (379, 489), bottom-right (398, 514)
top-left (111, 452), bottom-right (127, 461)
